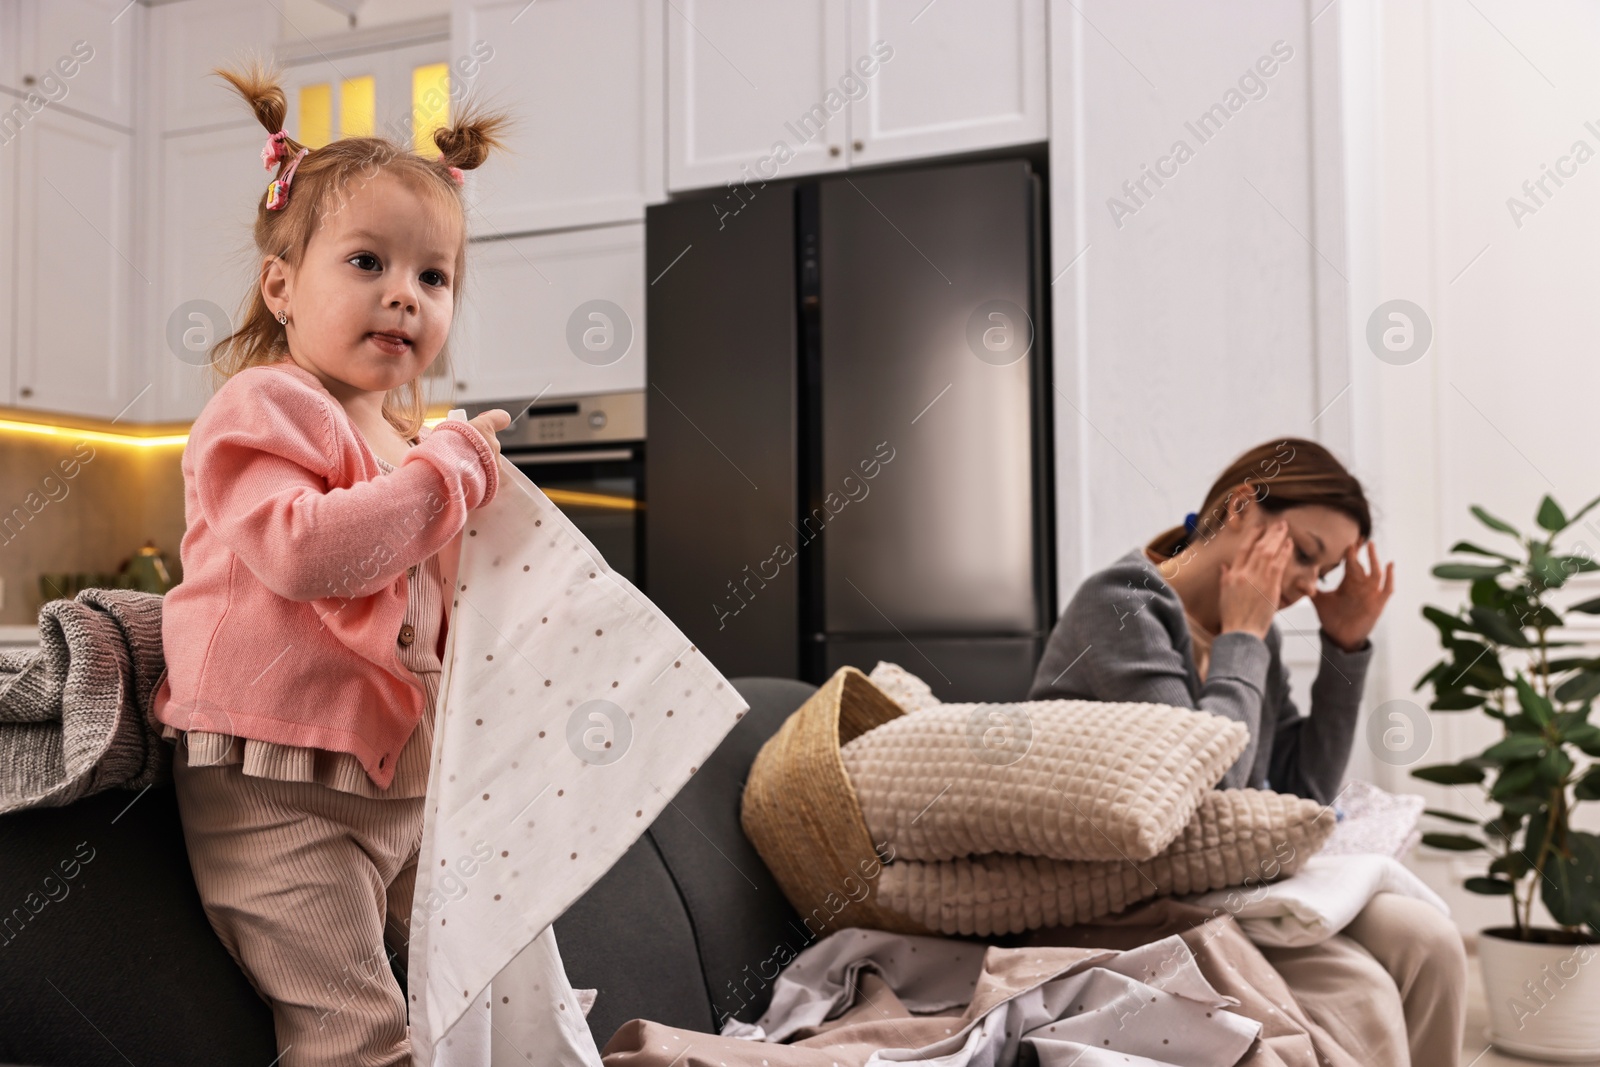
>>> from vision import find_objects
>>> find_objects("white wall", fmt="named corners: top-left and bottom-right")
top-left (1047, 0), bottom-right (1362, 765)
top-left (1344, 0), bottom-right (1600, 934)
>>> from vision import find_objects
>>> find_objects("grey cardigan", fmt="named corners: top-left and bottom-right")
top-left (1026, 546), bottom-right (1373, 804)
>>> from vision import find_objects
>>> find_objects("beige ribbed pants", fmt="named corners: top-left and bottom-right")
top-left (171, 741), bottom-right (425, 1067)
top-left (1261, 892), bottom-right (1469, 1067)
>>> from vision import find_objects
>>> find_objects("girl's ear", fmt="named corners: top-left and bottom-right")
top-left (261, 254), bottom-right (290, 307)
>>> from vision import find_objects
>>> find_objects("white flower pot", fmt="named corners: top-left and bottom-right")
top-left (1479, 926), bottom-right (1600, 1061)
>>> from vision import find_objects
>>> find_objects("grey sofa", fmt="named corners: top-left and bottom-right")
top-left (0, 676), bottom-right (818, 1065)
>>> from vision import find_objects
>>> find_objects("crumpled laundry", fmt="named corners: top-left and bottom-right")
top-left (407, 447), bottom-right (749, 1066)
top-left (1183, 852), bottom-right (1450, 948)
top-left (603, 926), bottom-right (1261, 1066)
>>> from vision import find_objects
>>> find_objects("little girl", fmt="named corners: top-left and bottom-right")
top-left (150, 62), bottom-right (513, 1066)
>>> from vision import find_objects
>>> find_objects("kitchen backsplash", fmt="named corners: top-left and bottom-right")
top-left (0, 431), bottom-right (187, 627)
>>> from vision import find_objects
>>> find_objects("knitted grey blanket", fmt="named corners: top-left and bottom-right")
top-left (0, 588), bottom-right (169, 814)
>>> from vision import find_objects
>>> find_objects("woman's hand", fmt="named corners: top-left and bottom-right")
top-left (1311, 540), bottom-right (1394, 652)
top-left (1219, 518), bottom-right (1292, 641)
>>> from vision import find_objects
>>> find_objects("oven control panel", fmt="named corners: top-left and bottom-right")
top-left (460, 390), bottom-right (645, 450)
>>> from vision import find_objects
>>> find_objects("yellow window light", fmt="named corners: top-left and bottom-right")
top-left (340, 75), bottom-right (375, 138)
top-left (412, 63), bottom-right (450, 157)
top-left (299, 82), bottom-right (333, 149)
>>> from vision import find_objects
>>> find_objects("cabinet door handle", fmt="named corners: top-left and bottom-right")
top-left (829, 145), bottom-right (841, 157)
top-left (22, 75), bottom-right (36, 86)
top-left (853, 139), bottom-right (864, 152)
top-left (19, 386), bottom-right (33, 398)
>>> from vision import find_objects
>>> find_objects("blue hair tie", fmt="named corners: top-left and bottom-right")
top-left (1184, 512), bottom-right (1198, 533)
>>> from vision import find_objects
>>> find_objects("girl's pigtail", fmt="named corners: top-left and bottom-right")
top-left (432, 105), bottom-right (512, 175)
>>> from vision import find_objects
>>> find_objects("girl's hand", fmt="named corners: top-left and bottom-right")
top-left (467, 409), bottom-right (510, 463)
top-left (1219, 518), bottom-right (1292, 641)
top-left (1310, 540), bottom-right (1394, 652)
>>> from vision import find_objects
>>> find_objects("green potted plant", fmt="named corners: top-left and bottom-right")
top-left (1413, 493), bottom-right (1600, 1060)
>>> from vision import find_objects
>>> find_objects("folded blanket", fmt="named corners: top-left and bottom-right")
top-left (0, 588), bottom-right (168, 814)
top-left (877, 789), bottom-right (1335, 936)
top-left (1183, 853), bottom-right (1450, 947)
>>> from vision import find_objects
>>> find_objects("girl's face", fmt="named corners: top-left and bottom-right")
top-left (265, 171), bottom-right (461, 400)
top-left (1217, 495), bottom-right (1362, 609)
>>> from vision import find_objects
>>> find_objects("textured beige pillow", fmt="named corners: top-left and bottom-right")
top-left (877, 788), bottom-right (1335, 936)
top-left (867, 661), bottom-right (941, 713)
top-left (840, 698), bottom-right (1248, 863)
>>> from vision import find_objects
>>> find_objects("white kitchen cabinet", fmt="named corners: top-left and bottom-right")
top-left (12, 107), bottom-right (133, 419)
top-left (150, 123), bottom-right (269, 422)
top-left (667, 0), bottom-right (852, 193)
top-left (847, 0), bottom-right (1045, 166)
top-left (16, 0), bottom-right (135, 129)
top-left (667, 0), bottom-right (1046, 192)
top-left (452, 0), bottom-right (664, 236)
top-left (452, 222), bottom-right (645, 403)
top-left (152, 0), bottom-right (279, 133)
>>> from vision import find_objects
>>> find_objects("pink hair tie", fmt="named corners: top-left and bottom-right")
top-left (261, 130), bottom-right (289, 170)
top-left (447, 165), bottom-right (465, 186)
top-left (265, 147), bottom-right (310, 211)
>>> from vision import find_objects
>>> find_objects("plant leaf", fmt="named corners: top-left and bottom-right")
top-left (1555, 671), bottom-right (1600, 705)
top-left (1490, 759), bottom-right (1542, 801)
top-left (1567, 492), bottom-right (1600, 527)
top-left (1515, 675), bottom-right (1555, 728)
top-left (1469, 606), bottom-right (1532, 648)
top-left (1449, 540), bottom-right (1519, 562)
top-left (1536, 746), bottom-right (1574, 787)
top-left (1530, 544), bottom-right (1569, 590)
top-left (1542, 831), bottom-right (1600, 929)
top-left (1472, 505), bottom-right (1521, 537)
top-left (1412, 763), bottom-right (1486, 786)
top-left (1500, 795), bottom-right (1546, 816)
top-left (1575, 766), bottom-right (1600, 801)
top-left (1423, 808), bottom-right (1479, 825)
top-left (1565, 722), bottom-right (1600, 757)
top-left (1430, 692), bottom-right (1487, 712)
top-left (1481, 735), bottom-right (1549, 764)
top-left (1537, 494), bottom-right (1569, 533)
top-left (1434, 563), bottom-right (1511, 582)
top-left (1422, 606), bottom-right (1467, 637)
top-left (1465, 876), bottom-right (1516, 895)
top-left (1422, 833), bottom-right (1486, 851)
top-left (1491, 853), bottom-right (1532, 879)
top-left (1569, 595), bottom-right (1600, 615)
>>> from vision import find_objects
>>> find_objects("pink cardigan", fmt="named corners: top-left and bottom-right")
top-left (151, 357), bottom-right (499, 789)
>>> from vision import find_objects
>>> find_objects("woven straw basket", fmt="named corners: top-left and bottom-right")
top-left (741, 665), bottom-right (932, 937)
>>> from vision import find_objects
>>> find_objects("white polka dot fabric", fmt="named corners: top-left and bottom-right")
top-left (840, 698), bottom-right (1249, 863)
top-left (407, 445), bottom-right (748, 1066)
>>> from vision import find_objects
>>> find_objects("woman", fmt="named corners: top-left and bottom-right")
top-left (1029, 437), bottom-right (1467, 1067)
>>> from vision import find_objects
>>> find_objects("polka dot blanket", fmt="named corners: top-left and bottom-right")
top-left (407, 439), bottom-right (748, 1066)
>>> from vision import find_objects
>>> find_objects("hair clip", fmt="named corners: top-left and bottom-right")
top-left (447, 165), bottom-right (465, 186)
top-left (265, 147), bottom-right (310, 211)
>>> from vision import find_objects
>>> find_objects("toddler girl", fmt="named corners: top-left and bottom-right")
top-left (150, 61), bottom-right (514, 1066)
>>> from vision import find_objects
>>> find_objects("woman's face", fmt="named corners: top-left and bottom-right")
top-left (1219, 496), bottom-right (1362, 609)
top-left (266, 171), bottom-right (460, 399)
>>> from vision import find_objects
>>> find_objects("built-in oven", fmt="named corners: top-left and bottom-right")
top-left (460, 392), bottom-right (645, 587)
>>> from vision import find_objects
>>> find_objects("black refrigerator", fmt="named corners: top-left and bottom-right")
top-left (644, 159), bottom-right (1053, 702)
